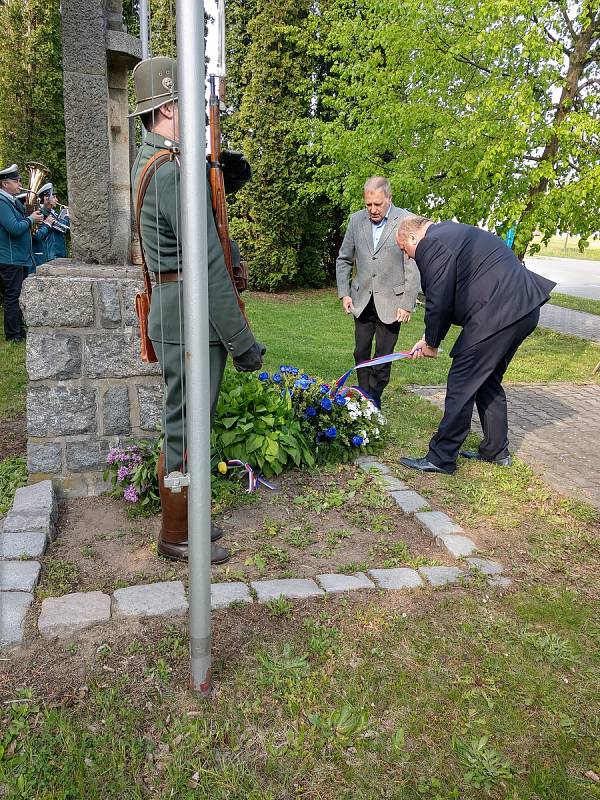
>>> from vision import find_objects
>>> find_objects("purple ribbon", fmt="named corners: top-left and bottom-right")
top-left (226, 459), bottom-right (276, 493)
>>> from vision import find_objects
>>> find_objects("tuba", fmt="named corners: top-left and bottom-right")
top-left (23, 162), bottom-right (50, 214)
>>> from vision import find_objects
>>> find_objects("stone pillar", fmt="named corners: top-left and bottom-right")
top-left (61, 0), bottom-right (141, 264)
top-left (21, 262), bottom-right (164, 497)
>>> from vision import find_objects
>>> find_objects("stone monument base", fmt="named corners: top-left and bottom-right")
top-left (21, 260), bottom-right (164, 498)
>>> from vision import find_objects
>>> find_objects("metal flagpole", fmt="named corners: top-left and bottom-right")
top-left (139, 0), bottom-right (150, 59)
top-left (176, 0), bottom-right (213, 695)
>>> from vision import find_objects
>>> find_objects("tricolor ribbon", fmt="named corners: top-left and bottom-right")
top-left (331, 351), bottom-right (415, 397)
top-left (226, 459), bottom-right (276, 493)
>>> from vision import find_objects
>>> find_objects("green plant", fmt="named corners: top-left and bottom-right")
top-left (520, 628), bottom-right (579, 666)
top-left (453, 735), bottom-right (513, 791)
top-left (37, 559), bottom-right (79, 599)
top-left (256, 643), bottom-right (310, 689)
top-left (284, 525), bottom-right (317, 548)
top-left (0, 456), bottom-right (27, 514)
top-left (308, 705), bottom-right (370, 749)
top-left (265, 597), bottom-right (294, 618)
top-left (213, 372), bottom-right (315, 477)
top-left (337, 562), bottom-right (369, 575)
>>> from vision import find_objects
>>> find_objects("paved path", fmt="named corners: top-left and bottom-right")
top-left (539, 304), bottom-right (600, 343)
top-left (409, 384), bottom-right (600, 511)
top-left (526, 255), bottom-right (600, 300)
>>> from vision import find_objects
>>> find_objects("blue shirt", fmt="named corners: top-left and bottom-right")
top-left (371, 209), bottom-right (389, 249)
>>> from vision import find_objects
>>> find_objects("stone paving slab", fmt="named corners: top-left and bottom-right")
top-left (419, 566), bottom-right (465, 586)
top-left (317, 572), bottom-right (375, 593)
top-left (0, 532), bottom-right (47, 559)
top-left (251, 578), bottom-right (324, 603)
top-left (390, 490), bottom-right (430, 514)
top-left (0, 561), bottom-right (41, 592)
top-left (3, 508), bottom-right (54, 540)
top-left (368, 568), bottom-right (424, 589)
top-left (409, 383), bottom-right (600, 511)
top-left (467, 557), bottom-right (504, 575)
top-left (539, 303), bottom-right (600, 343)
top-left (488, 576), bottom-right (513, 588)
top-left (38, 591), bottom-right (111, 638)
top-left (211, 582), bottom-right (253, 609)
top-left (0, 592), bottom-right (33, 647)
top-left (113, 581), bottom-right (188, 617)
top-left (437, 534), bottom-right (478, 557)
top-left (415, 511), bottom-right (464, 538)
top-left (12, 480), bottom-right (57, 520)
top-left (356, 459), bottom-right (391, 475)
top-left (378, 475), bottom-right (410, 491)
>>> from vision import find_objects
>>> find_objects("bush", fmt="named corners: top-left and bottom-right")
top-left (213, 365), bottom-right (385, 477)
top-left (212, 372), bottom-right (315, 478)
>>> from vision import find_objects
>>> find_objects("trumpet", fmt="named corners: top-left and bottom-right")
top-left (23, 162), bottom-right (50, 214)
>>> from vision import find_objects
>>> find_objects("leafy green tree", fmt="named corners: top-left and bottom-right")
top-left (224, 0), bottom-right (337, 291)
top-left (312, 0), bottom-right (599, 258)
top-left (0, 0), bottom-right (66, 198)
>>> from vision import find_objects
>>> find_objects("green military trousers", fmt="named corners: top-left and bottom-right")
top-left (149, 282), bottom-right (227, 472)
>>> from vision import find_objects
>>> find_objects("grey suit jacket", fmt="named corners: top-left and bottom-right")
top-left (335, 204), bottom-right (420, 324)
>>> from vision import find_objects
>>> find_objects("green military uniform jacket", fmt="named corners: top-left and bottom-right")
top-left (131, 131), bottom-right (254, 356)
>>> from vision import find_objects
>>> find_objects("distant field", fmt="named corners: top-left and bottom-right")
top-left (528, 234), bottom-right (600, 261)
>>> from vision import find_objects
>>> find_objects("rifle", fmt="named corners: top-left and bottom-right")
top-left (208, 0), bottom-right (247, 316)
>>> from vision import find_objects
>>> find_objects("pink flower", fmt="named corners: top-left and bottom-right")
top-left (117, 466), bottom-right (130, 481)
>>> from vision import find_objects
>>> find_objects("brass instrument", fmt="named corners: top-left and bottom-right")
top-left (23, 162), bottom-right (50, 214)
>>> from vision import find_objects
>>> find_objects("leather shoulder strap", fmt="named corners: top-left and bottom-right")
top-left (135, 148), bottom-right (177, 296)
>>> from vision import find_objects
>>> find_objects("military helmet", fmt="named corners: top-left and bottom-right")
top-left (129, 56), bottom-right (178, 117)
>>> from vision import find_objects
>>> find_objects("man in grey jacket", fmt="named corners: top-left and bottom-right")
top-left (336, 176), bottom-right (420, 407)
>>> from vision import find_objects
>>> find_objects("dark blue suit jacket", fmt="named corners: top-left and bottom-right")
top-left (416, 221), bottom-right (555, 356)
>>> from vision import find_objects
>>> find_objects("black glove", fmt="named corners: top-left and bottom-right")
top-left (233, 342), bottom-right (266, 372)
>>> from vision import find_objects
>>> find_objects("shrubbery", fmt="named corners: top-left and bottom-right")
top-left (104, 365), bottom-right (386, 508)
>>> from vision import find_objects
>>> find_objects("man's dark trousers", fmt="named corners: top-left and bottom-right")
top-left (354, 296), bottom-right (400, 406)
top-left (0, 264), bottom-right (27, 340)
top-left (427, 308), bottom-right (540, 471)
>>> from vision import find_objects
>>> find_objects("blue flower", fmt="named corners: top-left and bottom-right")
top-left (334, 394), bottom-right (347, 406)
top-left (306, 405), bottom-right (317, 417)
top-left (294, 378), bottom-right (310, 390)
top-left (280, 365), bottom-right (289, 373)
top-left (258, 371), bottom-right (269, 381)
top-left (272, 373), bottom-right (282, 383)
top-left (291, 368), bottom-right (299, 375)
top-left (325, 426), bottom-right (337, 439)
top-left (320, 384), bottom-right (330, 394)
top-left (301, 373), bottom-right (309, 380)
top-left (351, 435), bottom-right (364, 446)
top-left (320, 397), bottom-right (332, 411)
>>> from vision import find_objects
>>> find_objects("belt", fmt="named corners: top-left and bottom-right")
top-left (155, 271), bottom-right (183, 283)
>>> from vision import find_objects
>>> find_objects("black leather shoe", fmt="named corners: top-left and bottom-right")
top-left (157, 540), bottom-right (230, 564)
top-left (399, 456), bottom-right (455, 475)
top-left (211, 524), bottom-right (223, 542)
top-left (460, 450), bottom-right (512, 467)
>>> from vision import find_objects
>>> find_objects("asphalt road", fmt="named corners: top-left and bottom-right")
top-left (525, 255), bottom-right (600, 300)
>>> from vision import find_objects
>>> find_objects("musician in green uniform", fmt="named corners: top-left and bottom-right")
top-left (130, 56), bottom-right (264, 564)
top-left (37, 183), bottom-right (69, 262)
top-left (0, 164), bottom-right (54, 339)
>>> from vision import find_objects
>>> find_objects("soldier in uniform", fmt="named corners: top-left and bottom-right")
top-left (130, 57), bottom-right (264, 564)
top-left (0, 164), bottom-right (54, 341)
top-left (37, 183), bottom-right (69, 264)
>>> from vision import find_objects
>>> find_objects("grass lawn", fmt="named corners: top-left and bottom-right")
top-left (0, 310), bottom-right (26, 418)
top-left (550, 293), bottom-right (600, 317)
top-left (528, 234), bottom-right (600, 261)
top-left (2, 290), bottom-right (600, 800)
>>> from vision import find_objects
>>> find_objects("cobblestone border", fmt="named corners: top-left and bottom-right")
top-left (1, 460), bottom-right (510, 648)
